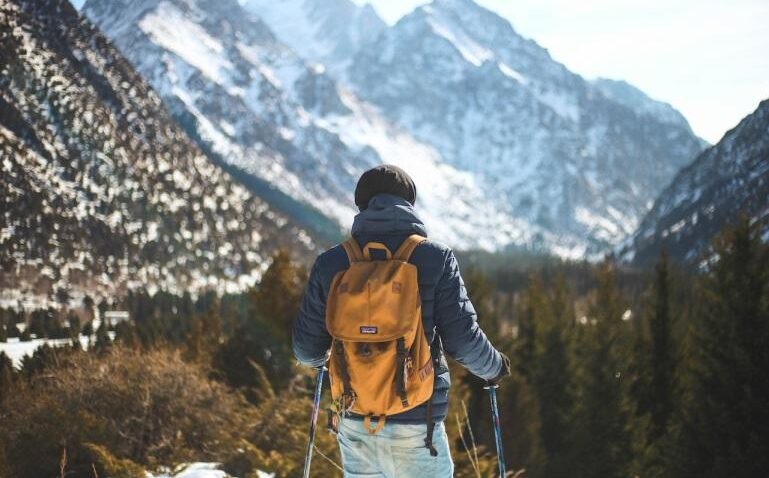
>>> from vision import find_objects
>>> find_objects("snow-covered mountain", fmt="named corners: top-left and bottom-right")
top-left (346, 0), bottom-right (708, 256)
top-left (243, 0), bottom-right (386, 77)
top-left (248, 0), bottom-right (707, 257)
top-left (624, 99), bottom-right (769, 265)
top-left (83, 0), bottom-right (544, 251)
top-left (0, 0), bottom-right (314, 301)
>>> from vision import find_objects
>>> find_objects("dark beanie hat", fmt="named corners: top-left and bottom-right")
top-left (354, 164), bottom-right (417, 210)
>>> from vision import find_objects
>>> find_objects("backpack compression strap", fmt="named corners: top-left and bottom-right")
top-left (342, 235), bottom-right (425, 263)
top-left (341, 238), bottom-right (364, 263)
top-left (393, 234), bottom-right (426, 261)
top-left (425, 336), bottom-right (444, 457)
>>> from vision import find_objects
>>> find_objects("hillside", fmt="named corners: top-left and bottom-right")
top-left (0, 0), bottom-right (315, 303)
top-left (625, 99), bottom-right (769, 264)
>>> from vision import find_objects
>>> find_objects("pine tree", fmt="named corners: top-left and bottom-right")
top-left (185, 315), bottom-right (205, 362)
top-left (461, 270), bottom-right (545, 476)
top-left (213, 312), bottom-right (295, 399)
top-left (250, 249), bottom-right (306, 342)
top-left (497, 368), bottom-right (546, 476)
top-left (184, 298), bottom-right (224, 362)
top-left (67, 311), bottom-right (81, 341)
top-left (648, 251), bottom-right (675, 437)
top-left (676, 218), bottom-right (769, 477)
top-left (114, 321), bottom-right (139, 349)
top-left (534, 274), bottom-right (577, 477)
top-left (94, 317), bottom-right (112, 351)
top-left (20, 326), bottom-right (31, 342)
top-left (5, 315), bottom-right (20, 338)
top-left (55, 288), bottom-right (70, 307)
top-left (572, 261), bottom-right (632, 478)
top-left (0, 351), bottom-right (15, 401)
top-left (81, 320), bottom-right (94, 337)
top-left (516, 276), bottom-right (545, 381)
top-left (626, 251), bottom-right (679, 477)
top-left (97, 299), bottom-right (108, 321)
top-left (200, 298), bottom-right (223, 345)
top-left (82, 295), bottom-right (95, 323)
top-left (464, 266), bottom-right (501, 340)
top-left (28, 310), bottom-right (47, 338)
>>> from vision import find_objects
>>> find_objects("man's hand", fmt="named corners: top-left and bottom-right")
top-left (488, 352), bottom-right (512, 385)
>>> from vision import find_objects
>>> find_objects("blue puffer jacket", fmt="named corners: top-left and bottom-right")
top-left (292, 193), bottom-right (503, 423)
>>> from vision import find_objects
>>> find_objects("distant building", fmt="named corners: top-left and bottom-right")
top-left (103, 311), bottom-right (130, 327)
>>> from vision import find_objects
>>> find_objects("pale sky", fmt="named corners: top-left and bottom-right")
top-left (354, 0), bottom-right (769, 144)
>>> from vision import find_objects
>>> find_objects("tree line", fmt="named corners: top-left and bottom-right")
top-left (460, 217), bottom-right (769, 477)
top-left (1, 221), bottom-right (768, 477)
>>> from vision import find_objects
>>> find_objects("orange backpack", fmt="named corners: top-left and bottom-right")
top-left (326, 234), bottom-right (434, 434)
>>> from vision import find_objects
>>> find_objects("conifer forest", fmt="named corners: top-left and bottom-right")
top-left (2, 219), bottom-right (768, 477)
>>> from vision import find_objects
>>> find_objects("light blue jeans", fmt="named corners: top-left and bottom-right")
top-left (336, 418), bottom-right (454, 477)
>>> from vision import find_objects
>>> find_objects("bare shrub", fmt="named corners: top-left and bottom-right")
top-left (0, 347), bottom-right (253, 478)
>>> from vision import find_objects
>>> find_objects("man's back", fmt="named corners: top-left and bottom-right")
top-left (293, 166), bottom-right (509, 477)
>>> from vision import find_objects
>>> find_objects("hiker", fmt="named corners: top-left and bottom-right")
top-left (293, 164), bottom-right (511, 477)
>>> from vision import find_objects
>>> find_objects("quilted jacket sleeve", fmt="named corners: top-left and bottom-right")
top-left (292, 256), bottom-right (332, 368)
top-left (434, 248), bottom-right (503, 381)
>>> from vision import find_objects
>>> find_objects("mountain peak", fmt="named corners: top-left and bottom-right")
top-left (242, 0), bottom-right (386, 75)
top-left (398, 0), bottom-right (553, 74)
top-left (430, 0), bottom-right (471, 8)
top-left (422, 0), bottom-right (522, 37)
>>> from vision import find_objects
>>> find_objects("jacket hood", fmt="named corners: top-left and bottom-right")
top-left (351, 193), bottom-right (428, 237)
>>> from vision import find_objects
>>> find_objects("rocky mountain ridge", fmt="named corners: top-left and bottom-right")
top-left (82, 0), bottom-right (709, 258)
top-left (625, 99), bottom-right (769, 264)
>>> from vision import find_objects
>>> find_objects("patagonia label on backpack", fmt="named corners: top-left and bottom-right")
top-left (360, 326), bottom-right (378, 334)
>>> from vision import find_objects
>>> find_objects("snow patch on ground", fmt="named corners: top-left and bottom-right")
top-left (149, 462), bottom-right (274, 478)
top-left (0, 335), bottom-right (104, 368)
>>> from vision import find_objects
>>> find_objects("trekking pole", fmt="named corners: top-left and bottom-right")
top-left (303, 365), bottom-right (326, 478)
top-left (484, 382), bottom-right (506, 477)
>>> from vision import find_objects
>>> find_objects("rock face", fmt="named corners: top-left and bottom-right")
top-left (625, 99), bottom-right (769, 265)
top-left (0, 0), bottom-right (314, 301)
top-left (83, 0), bottom-right (537, 251)
top-left (340, 0), bottom-right (707, 257)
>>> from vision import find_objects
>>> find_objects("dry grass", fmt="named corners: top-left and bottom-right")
top-left (0, 346), bottom-right (253, 478)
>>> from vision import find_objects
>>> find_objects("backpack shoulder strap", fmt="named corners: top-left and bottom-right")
top-left (393, 234), bottom-right (426, 262)
top-left (341, 237), bottom-right (364, 263)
